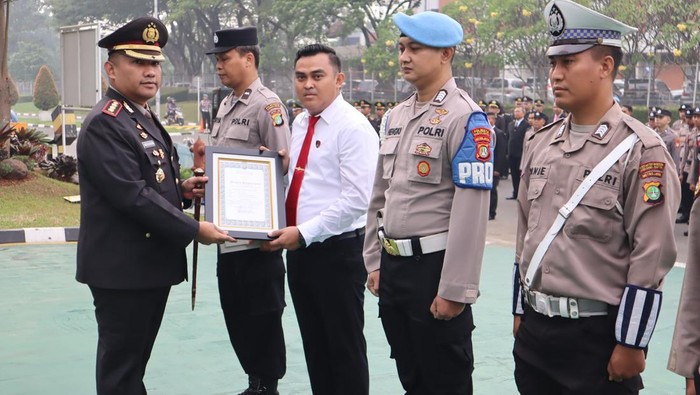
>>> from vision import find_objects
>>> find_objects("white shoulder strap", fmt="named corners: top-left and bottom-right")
top-left (523, 133), bottom-right (638, 287)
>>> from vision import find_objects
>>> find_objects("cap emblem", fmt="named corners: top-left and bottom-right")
top-left (213, 33), bottom-right (219, 44)
top-left (548, 4), bottom-right (565, 37)
top-left (142, 22), bottom-right (160, 44)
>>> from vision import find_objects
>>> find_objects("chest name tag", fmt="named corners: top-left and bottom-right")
top-left (142, 140), bottom-right (156, 149)
top-left (452, 111), bottom-right (494, 190)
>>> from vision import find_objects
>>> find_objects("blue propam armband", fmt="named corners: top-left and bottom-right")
top-left (451, 111), bottom-right (494, 189)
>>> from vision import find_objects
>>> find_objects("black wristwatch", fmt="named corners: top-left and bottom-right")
top-left (298, 232), bottom-right (307, 248)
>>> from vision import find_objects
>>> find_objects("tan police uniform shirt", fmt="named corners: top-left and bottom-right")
top-left (210, 78), bottom-right (290, 152)
top-left (687, 127), bottom-right (700, 186)
top-left (669, 193), bottom-right (700, 377)
top-left (363, 78), bottom-right (490, 304)
top-left (516, 104), bottom-right (680, 305)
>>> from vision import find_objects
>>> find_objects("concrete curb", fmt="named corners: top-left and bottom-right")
top-left (0, 227), bottom-right (79, 244)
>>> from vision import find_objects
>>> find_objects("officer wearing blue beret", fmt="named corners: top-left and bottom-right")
top-left (513, 0), bottom-right (680, 393)
top-left (364, 11), bottom-right (491, 394)
top-left (77, 16), bottom-right (233, 394)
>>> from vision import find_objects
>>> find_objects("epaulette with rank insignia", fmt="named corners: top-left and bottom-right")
top-left (623, 116), bottom-right (663, 149)
top-left (102, 100), bottom-right (123, 117)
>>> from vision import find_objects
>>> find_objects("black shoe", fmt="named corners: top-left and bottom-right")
top-left (489, 214), bottom-right (496, 220)
top-left (676, 216), bottom-right (690, 224)
top-left (684, 230), bottom-right (689, 237)
top-left (506, 196), bottom-right (517, 200)
top-left (238, 377), bottom-right (279, 395)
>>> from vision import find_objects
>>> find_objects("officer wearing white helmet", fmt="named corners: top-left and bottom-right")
top-left (512, 0), bottom-right (680, 393)
top-left (363, 11), bottom-right (492, 394)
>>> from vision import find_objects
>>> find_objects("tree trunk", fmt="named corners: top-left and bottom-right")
top-left (0, 0), bottom-right (12, 159)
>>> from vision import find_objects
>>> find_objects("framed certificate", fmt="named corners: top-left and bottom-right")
top-left (205, 146), bottom-right (286, 240)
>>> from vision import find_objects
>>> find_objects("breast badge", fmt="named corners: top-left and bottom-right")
top-left (417, 161), bottom-right (431, 177)
top-left (414, 142), bottom-right (432, 157)
top-left (155, 167), bottom-right (166, 183)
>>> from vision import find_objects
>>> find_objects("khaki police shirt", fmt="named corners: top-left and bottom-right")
top-left (516, 103), bottom-right (680, 305)
top-left (669, 195), bottom-right (700, 377)
top-left (687, 127), bottom-right (700, 185)
top-left (363, 78), bottom-right (490, 304)
top-left (210, 78), bottom-right (290, 152)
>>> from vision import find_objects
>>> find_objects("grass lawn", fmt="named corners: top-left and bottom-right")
top-left (0, 172), bottom-right (80, 229)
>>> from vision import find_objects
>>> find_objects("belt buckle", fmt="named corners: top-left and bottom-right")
top-left (535, 293), bottom-right (553, 317)
top-left (383, 238), bottom-right (400, 256)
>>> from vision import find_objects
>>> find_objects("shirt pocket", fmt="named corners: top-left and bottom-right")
top-left (564, 185), bottom-right (618, 242)
top-left (224, 124), bottom-right (250, 142)
top-left (527, 178), bottom-right (547, 231)
top-left (379, 137), bottom-right (400, 179)
top-left (407, 137), bottom-right (443, 184)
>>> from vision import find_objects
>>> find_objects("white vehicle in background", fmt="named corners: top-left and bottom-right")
top-left (484, 78), bottom-right (534, 103)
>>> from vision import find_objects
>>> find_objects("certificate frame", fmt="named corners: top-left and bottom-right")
top-left (204, 146), bottom-right (286, 240)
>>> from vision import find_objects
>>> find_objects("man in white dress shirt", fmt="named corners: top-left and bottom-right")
top-left (262, 44), bottom-right (378, 394)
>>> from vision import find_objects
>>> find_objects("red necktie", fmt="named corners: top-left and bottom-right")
top-left (286, 115), bottom-right (320, 226)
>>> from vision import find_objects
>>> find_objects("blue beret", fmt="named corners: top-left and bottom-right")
top-left (393, 11), bottom-right (463, 48)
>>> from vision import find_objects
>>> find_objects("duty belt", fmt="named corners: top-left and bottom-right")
top-left (523, 288), bottom-right (608, 319)
top-left (376, 209), bottom-right (447, 257)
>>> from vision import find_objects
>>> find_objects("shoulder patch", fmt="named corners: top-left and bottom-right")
top-left (264, 103), bottom-right (285, 127)
top-left (102, 100), bottom-right (123, 117)
top-left (452, 111), bottom-right (494, 190)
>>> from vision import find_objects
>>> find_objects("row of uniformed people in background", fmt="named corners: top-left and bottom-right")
top-left (75, 1), bottom-right (700, 394)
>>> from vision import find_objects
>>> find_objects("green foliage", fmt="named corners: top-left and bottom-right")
top-left (180, 167), bottom-right (193, 182)
top-left (362, 20), bottom-right (400, 85)
top-left (32, 65), bottom-right (60, 111)
top-left (9, 42), bottom-right (51, 82)
top-left (13, 155), bottom-right (37, 171)
top-left (39, 154), bottom-right (77, 182)
top-left (11, 126), bottom-right (51, 161)
top-left (0, 162), bottom-right (12, 178)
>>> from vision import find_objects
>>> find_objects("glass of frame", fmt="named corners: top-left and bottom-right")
top-left (204, 146), bottom-right (286, 240)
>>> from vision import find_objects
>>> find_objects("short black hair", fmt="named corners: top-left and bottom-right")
top-left (621, 104), bottom-right (633, 113)
top-left (590, 45), bottom-right (623, 81)
top-left (295, 44), bottom-right (341, 72)
top-left (234, 45), bottom-right (260, 68)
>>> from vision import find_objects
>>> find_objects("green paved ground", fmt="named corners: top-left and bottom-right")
top-left (0, 243), bottom-right (685, 394)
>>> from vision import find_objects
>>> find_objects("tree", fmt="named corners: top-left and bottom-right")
top-left (1, 0), bottom-right (12, 124)
top-left (33, 65), bottom-right (60, 111)
top-left (8, 0), bottom-right (59, 83)
top-left (361, 19), bottom-right (400, 86)
top-left (8, 74), bottom-right (18, 105)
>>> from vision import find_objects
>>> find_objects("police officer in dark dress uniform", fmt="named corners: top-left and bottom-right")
top-left (77, 17), bottom-right (233, 394)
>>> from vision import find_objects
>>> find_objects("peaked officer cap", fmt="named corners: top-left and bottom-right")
top-left (99, 17), bottom-right (168, 61)
top-left (544, 0), bottom-right (637, 57)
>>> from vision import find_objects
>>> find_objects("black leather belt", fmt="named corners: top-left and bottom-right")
top-left (307, 227), bottom-right (365, 249)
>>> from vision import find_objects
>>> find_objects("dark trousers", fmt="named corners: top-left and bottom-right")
top-left (201, 111), bottom-right (211, 130)
top-left (681, 171), bottom-right (693, 220)
top-left (509, 156), bottom-right (521, 198)
top-left (286, 233), bottom-right (369, 395)
top-left (489, 176), bottom-right (500, 218)
top-left (514, 304), bottom-right (643, 394)
top-left (218, 248), bottom-right (286, 382)
top-left (379, 250), bottom-right (474, 395)
top-left (89, 286), bottom-right (171, 395)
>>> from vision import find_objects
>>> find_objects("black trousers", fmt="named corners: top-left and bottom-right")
top-left (681, 171), bottom-right (693, 219)
top-left (201, 111), bottom-right (211, 130)
top-left (89, 285), bottom-right (171, 395)
top-left (217, 248), bottom-right (286, 383)
top-left (509, 156), bottom-right (521, 198)
top-left (489, 176), bottom-right (500, 218)
top-left (514, 304), bottom-right (643, 394)
top-left (379, 250), bottom-right (474, 395)
top-left (286, 232), bottom-right (369, 395)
